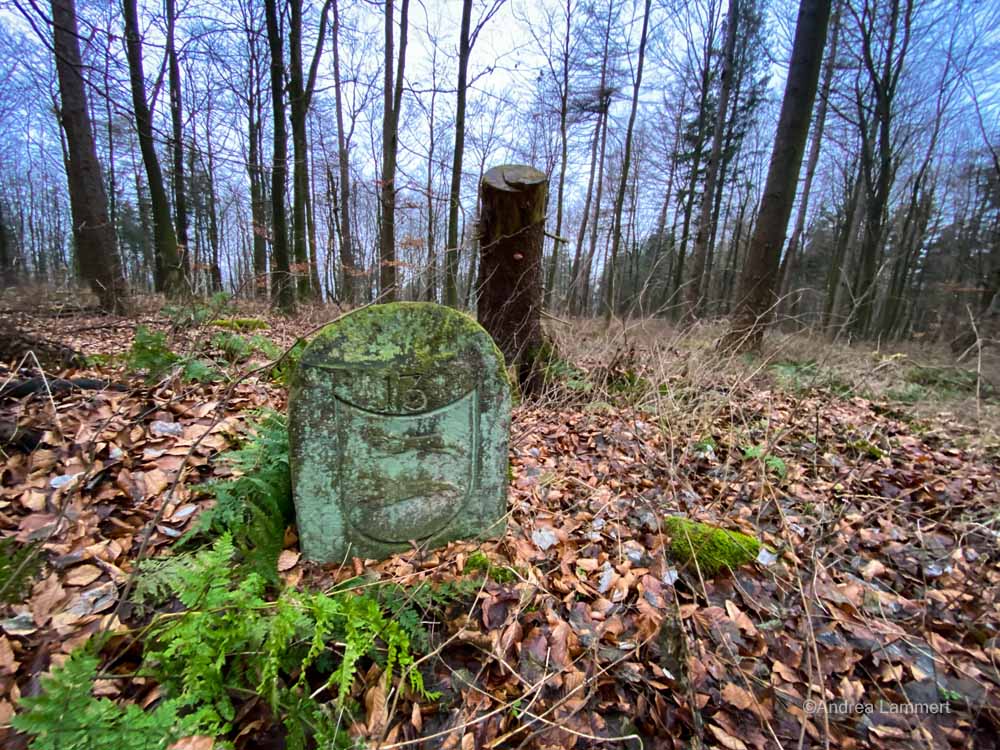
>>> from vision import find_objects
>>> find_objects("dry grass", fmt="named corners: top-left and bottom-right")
top-left (542, 315), bottom-right (1000, 452)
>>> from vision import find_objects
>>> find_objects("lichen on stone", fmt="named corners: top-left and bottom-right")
top-left (663, 516), bottom-right (760, 576)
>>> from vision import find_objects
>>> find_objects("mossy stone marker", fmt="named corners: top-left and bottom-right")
top-left (289, 302), bottom-right (512, 562)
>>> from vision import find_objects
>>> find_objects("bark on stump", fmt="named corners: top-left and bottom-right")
top-left (477, 165), bottom-right (549, 393)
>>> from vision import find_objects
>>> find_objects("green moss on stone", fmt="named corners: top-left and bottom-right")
top-left (209, 317), bottom-right (270, 331)
top-left (306, 302), bottom-right (511, 387)
top-left (664, 516), bottom-right (760, 576)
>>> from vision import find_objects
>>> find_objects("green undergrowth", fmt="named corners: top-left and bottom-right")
top-left (664, 516), bottom-right (761, 576)
top-left (16, 536), bottom-right (434, 749)
top-left (462, 550), bottom-right (520, 584)
top-left (13, 412), bottom-right (490, 749)
top-left (903, 365), bottom-right (992, 399)
top-left (127, 326), bottom-right (220, 383)
top-left (163, 292), bottom-right (233, 329)
top-left (0, 538), bottom-right (42, 605)
top-left (211, 330), bottom-right (281, 364)
top-left (182, 410), bottom-right (292, 581)
top-left (127, 324), bottom-right (300, 386)
top-left (769, 359), bottom-right (854, 397)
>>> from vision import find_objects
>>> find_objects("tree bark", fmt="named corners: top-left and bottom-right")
top-left (332, 0), bottom-right (356, 304)
top-left (605, 0), bottom-right (651, 321)
top-left (543, 0), bottom-right (573, 310)
top-left (166, 0), bottom-right (188, 281)
top-left (848, 0), bottom-right (913, 337)
top-left (0, 202), bottom-right (14, 287)
top-left (684, 0), bottom-right (740, 321)
top-left (264, 0), bottom-right (293, 310)
top-left (444, 0), bottom-right (473, 308)
top-left (477, 165), bottom-right (548, 392)
top-left (777, 0), bottom-right (841, 319)
top-left (379, 0), bottom-right (410, 302)
top-left (723, 0), bottom-right (832, 351)
top-left (287, 0), bottom-right (332, 301)
top-left (568, 109), bottom-right (603, 314)
top-left (123, 0), bottom-right (183, 296)
top-left (52, 0), bottom-right (128, 313)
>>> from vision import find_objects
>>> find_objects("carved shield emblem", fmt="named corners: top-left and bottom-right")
top-left (335, 385), bottom-right (479, 545)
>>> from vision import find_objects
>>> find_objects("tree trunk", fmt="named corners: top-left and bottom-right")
top-left (52, 0), bottom-right (128, 313)
top-left (424, 59), bottom-right (439, 303)
top-left (264, 0), bottom-right (293, 311)
top-left (543, 0), bottom-right (573, 310)
top-left (331, 0), bottom-right (356, 305)
top-left (579, 101), bottom-right (611, 315)
top-left (684, 0), bottom-right (739, 321)
top-left (206, 123), bottom-right (223, 292)
top-left (723, 0), bottom-right (832, 351)
top-left (0, 202), bottom-right (14, 287)
top-left (444, 0), bottom-right (473, 308)
top-left (477, 165), bottom-right (548, 392)
top-left (123, 0), bottom-right (183, 296)
top-left (849, 0), bottom-right (913, 337)
top-left (166, 0), bottom-right (188, 282)
top-left (379, 0), bottom-right (410, 302)
top-left (605, 0), bottom-right (651, 322)
top-left (248, 87), bottom-right (267, 296)
top-left (778, 0), bottom-right (840, 319)
top-left (568, 109), bottom-right (603, 314)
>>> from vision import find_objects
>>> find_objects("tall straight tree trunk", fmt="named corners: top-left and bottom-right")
top-left (52, 0), bottom-right (127, 313)
top-left (444, 0), bottom-right (473, 308)
top-left (580, 98), bottom-right (610, 315)
top-left (424, 62), bottom-right (439, 302)
top-left (604, 0), bottom-right (651, 322)
top-left (331, 0), bottom-right (356, 305)
top-left (288, 0), bottom-right (332, 301)
top-left (778, 0), bottom-right (840, 314)
top-left (824, 173), bottom-right (865, 332)
top-left (379, 0), bottom-right (410, 302)
top-left (248, 85), bottom-right (267, 296)
top-left (684, 0), bottom-right (740, 320)
top-left (543, 0), bottom-right (573, 310)
top-left (849, 0), bottom-right (913, 337)
top-left (568, 108), bottom-right (603, 313)
top-left (123, 0), bottom-right (183, 296)
top-left (723, 0), bottom-right (832, 351)
top-left (205, 117), bottom-right (223, 292)
top-left (288, 0), bottom-right (311, 299)
top-left (0, 203), bottom-right (14, 287)
top-left (166, 0), bottom-right (188, 280)
top-left (264, 0), bottom-right (293, 310)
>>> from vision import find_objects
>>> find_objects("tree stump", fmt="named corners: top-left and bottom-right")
top-left (476, 165), bottom-right (549, 393)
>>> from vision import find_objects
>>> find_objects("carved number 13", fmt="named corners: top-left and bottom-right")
top-left (386, 372), bottom-right (428, 413)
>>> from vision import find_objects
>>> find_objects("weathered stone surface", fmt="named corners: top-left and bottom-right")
top-left (289, 302), bottom-right (511, 562)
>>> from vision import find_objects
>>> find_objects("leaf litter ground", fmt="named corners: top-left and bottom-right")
top-left (1, 304), bottom-right (999, 750)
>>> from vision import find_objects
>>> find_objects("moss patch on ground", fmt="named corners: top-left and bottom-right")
top-left (664, 516), bottom-right (760, 576)
top-left (209, 317), bottom-right (270, 331)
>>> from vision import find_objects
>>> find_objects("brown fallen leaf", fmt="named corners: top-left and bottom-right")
top-left (365, 682), bottom-right (388, 738)
top-left (0, 635), bottom-right (17, 675)
top-left (64, 564), bottom-right (103, 587)
top-left (30, 574), bottom-right (67, 626)
top-left (277, 549), bottom-right (300, 572)
top-left (721, 681), bottom-right (754, 710)
top-left (709, 723), bottom-right (749, 750)
top-left (168, 737), bottom-right (215, 750)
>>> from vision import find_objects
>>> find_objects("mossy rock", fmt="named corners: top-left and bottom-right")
top-left (664, 516), bottom-right (760, 576)
top-left (209, 317), bottom-right (270, 332)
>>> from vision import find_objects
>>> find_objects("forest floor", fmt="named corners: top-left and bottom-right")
top-left (0, 291), bottom-right (999, 750)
